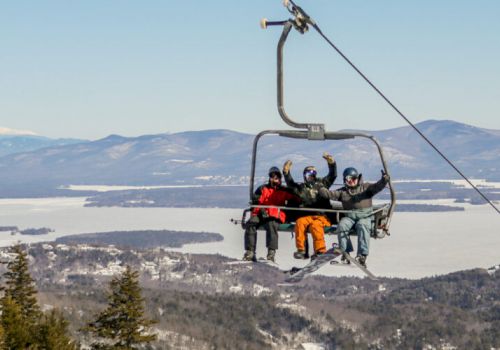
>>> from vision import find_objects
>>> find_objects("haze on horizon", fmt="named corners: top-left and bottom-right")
top-left (1, 0), bottom-right (499, 140)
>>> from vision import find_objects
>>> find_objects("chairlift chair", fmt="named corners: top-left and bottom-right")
top-left (236, 1), bottom-right (396, 240)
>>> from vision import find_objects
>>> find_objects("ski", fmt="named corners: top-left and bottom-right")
top-left (284, 247), bottom-right (342, 283)
top-left (340, 252), bottom-right (378, 280)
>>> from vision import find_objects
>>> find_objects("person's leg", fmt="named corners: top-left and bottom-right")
top-left (336, 217), bottom-right (355, 253)
top-left (243, 216), bottom-right (260, 260)
top-left (295, 216), bottom-right (312, 252)
top-left (355, 217), bottom-right (372, 257)
top-left (294, 216), bottom-right (312, 258)
top-left (264, 219), bottom-right (279, 250)
top-left (310, 216), bottom-right (330, 254)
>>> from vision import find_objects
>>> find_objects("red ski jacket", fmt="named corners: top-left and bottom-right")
top-left (252, 184), bottom-right (297, 223)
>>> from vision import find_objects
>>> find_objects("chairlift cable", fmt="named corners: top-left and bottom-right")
top-left (286, 1), bottom-right (500, 215)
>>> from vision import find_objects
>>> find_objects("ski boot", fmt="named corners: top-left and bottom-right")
top-left (266, 249), bottom-right (276, 262)
top-left (311, 250), bottom-right (325, 261)
top-left (242, 250), bottom-right (256, 262)
top-left (341, 252), bottom-right (351, 265)
top-left (293, 250), bottom-right (307, 260)
top-left (356, 255), bottom-right (367, 268)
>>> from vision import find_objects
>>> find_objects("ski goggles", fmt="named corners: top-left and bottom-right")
top-left (344, 175), bottom-right (358, 182)
top-left (304, 170), bottom-right (317, 178)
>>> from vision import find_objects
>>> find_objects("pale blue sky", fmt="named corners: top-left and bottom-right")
top-left (1, 0), bottom-right (499, 139)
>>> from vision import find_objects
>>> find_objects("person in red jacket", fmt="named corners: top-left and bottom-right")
top-left (243, 166), bottom-right (298, 262)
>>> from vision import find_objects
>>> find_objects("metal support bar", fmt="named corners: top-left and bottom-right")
top-left (277, 22), bottom-right (309, 129)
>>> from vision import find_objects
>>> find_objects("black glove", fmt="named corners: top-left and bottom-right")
top-left (318, 187), bottom-right (331, 199)
top-left (381, 169), bottom-right (390, 182)
top-left (322, 152), bottom-right (335, 165)
top-left (259, 208), bottom-right (269, 219)
top-left (283, 160), bottom-right (292, 175)
top-left (251, 194), bottom-right (261, 205)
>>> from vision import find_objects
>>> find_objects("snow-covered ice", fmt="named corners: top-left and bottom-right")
top-left (0, 197), bottom-right (498, 279)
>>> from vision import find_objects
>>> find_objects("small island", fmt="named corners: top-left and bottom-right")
top-left (55, 229), bottom-right (223, 249)
top-left (20, 227), bottom-right (55, 235)
top-left (0, 226), bottom-right (55, 235)
top-left (0, 226), bottom-right (19, 232)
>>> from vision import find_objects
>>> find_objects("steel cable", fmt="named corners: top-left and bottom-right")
top-left (309, 22), bottom-right (500, 215)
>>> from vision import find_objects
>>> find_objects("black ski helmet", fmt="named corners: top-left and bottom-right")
top-left (342, 167), bottom-right (359, 179)
top-left (303, 166), bottom-right (317, 183)
top-left (343, 167), bottom-right (360, 187)
top-left (268, 166), bottom-right (282, 178)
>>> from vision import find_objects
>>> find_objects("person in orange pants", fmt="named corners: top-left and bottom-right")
top-left (294, 215), bottom-right (331, 255)
top-left (282, 152), bottom-right (337, 259)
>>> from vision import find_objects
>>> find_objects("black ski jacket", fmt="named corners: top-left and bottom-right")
top-left (284, 162), bottom-right (337, 213)
top-left (324, 175), bottom-right (388, 210)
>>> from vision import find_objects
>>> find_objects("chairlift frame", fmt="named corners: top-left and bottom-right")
top-left (240, 4), bottom-right (396, 238)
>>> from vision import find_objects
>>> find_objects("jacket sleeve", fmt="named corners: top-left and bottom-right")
top-left (365, 177), bottom-right (388, 197)
top-left (319, 187), bottom-right (341, 201)
top-left (321, 161), bottom-right (337, 188)
top-left (252, 185), bottom-right (264, 204)
top-left (284, 171), bottom-right (299, 190)
top-left (328, 189), bottom-right (342, 201)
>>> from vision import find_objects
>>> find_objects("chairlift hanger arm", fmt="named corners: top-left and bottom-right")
top-left (262, 6), bottom-right (325, 139)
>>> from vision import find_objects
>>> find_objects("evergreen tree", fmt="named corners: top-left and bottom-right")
top-left (36, 309), bottom-right (78, 350)
top-left (2, 244), bottom-right (41, 322)
top-left (87, 266), bottom-right (157, 349)
top-left (0, 323), bottom-right (4, 349)
top-left (0, 245), bottom-right (77, 349)
top-left (0, 295), bottom-right (33, 349)
top-left (0, 245), bottom-right (40, 348)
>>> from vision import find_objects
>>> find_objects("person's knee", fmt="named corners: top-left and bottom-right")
top-left (296, 217), bottom-right (309, 227)
top-left (337, 223), bottom-right (353, 236)
top-left (310, 219), bottom-right (323, 229)
top-left (339, 218), bottom-right (353, 228)
top-left (267, 220), bottom-right (279, 230)
top-left (355, 221), bottom-right (370, 233)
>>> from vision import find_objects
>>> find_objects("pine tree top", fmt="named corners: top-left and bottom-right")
top-left (87, 265), bottom-right (157, 348)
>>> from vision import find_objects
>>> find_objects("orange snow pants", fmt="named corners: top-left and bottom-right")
top-left (295, 215), bottom-right (330, 254)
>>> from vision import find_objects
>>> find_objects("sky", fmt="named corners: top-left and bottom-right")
top-left (1, 0), bottom-right (499, 140)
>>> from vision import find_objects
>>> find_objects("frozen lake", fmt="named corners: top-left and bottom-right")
top-left (0, 197), bottom-right (498, 279)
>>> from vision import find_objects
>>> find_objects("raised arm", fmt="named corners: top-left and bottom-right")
top-left (366, 170), bottom-right (390, 197)
top-left (282, 160), bottom-right (299, 190)
top-left (321, 152), bottom-right (337, 188)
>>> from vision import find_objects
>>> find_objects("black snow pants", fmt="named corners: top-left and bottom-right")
top-left (244, 215), bottom-right (280, 251)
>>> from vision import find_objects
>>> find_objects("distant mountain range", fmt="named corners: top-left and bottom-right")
top-left (0, 120), bottom-right (499, 196)
top-left (0, 135), bottom-right (86, 157)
